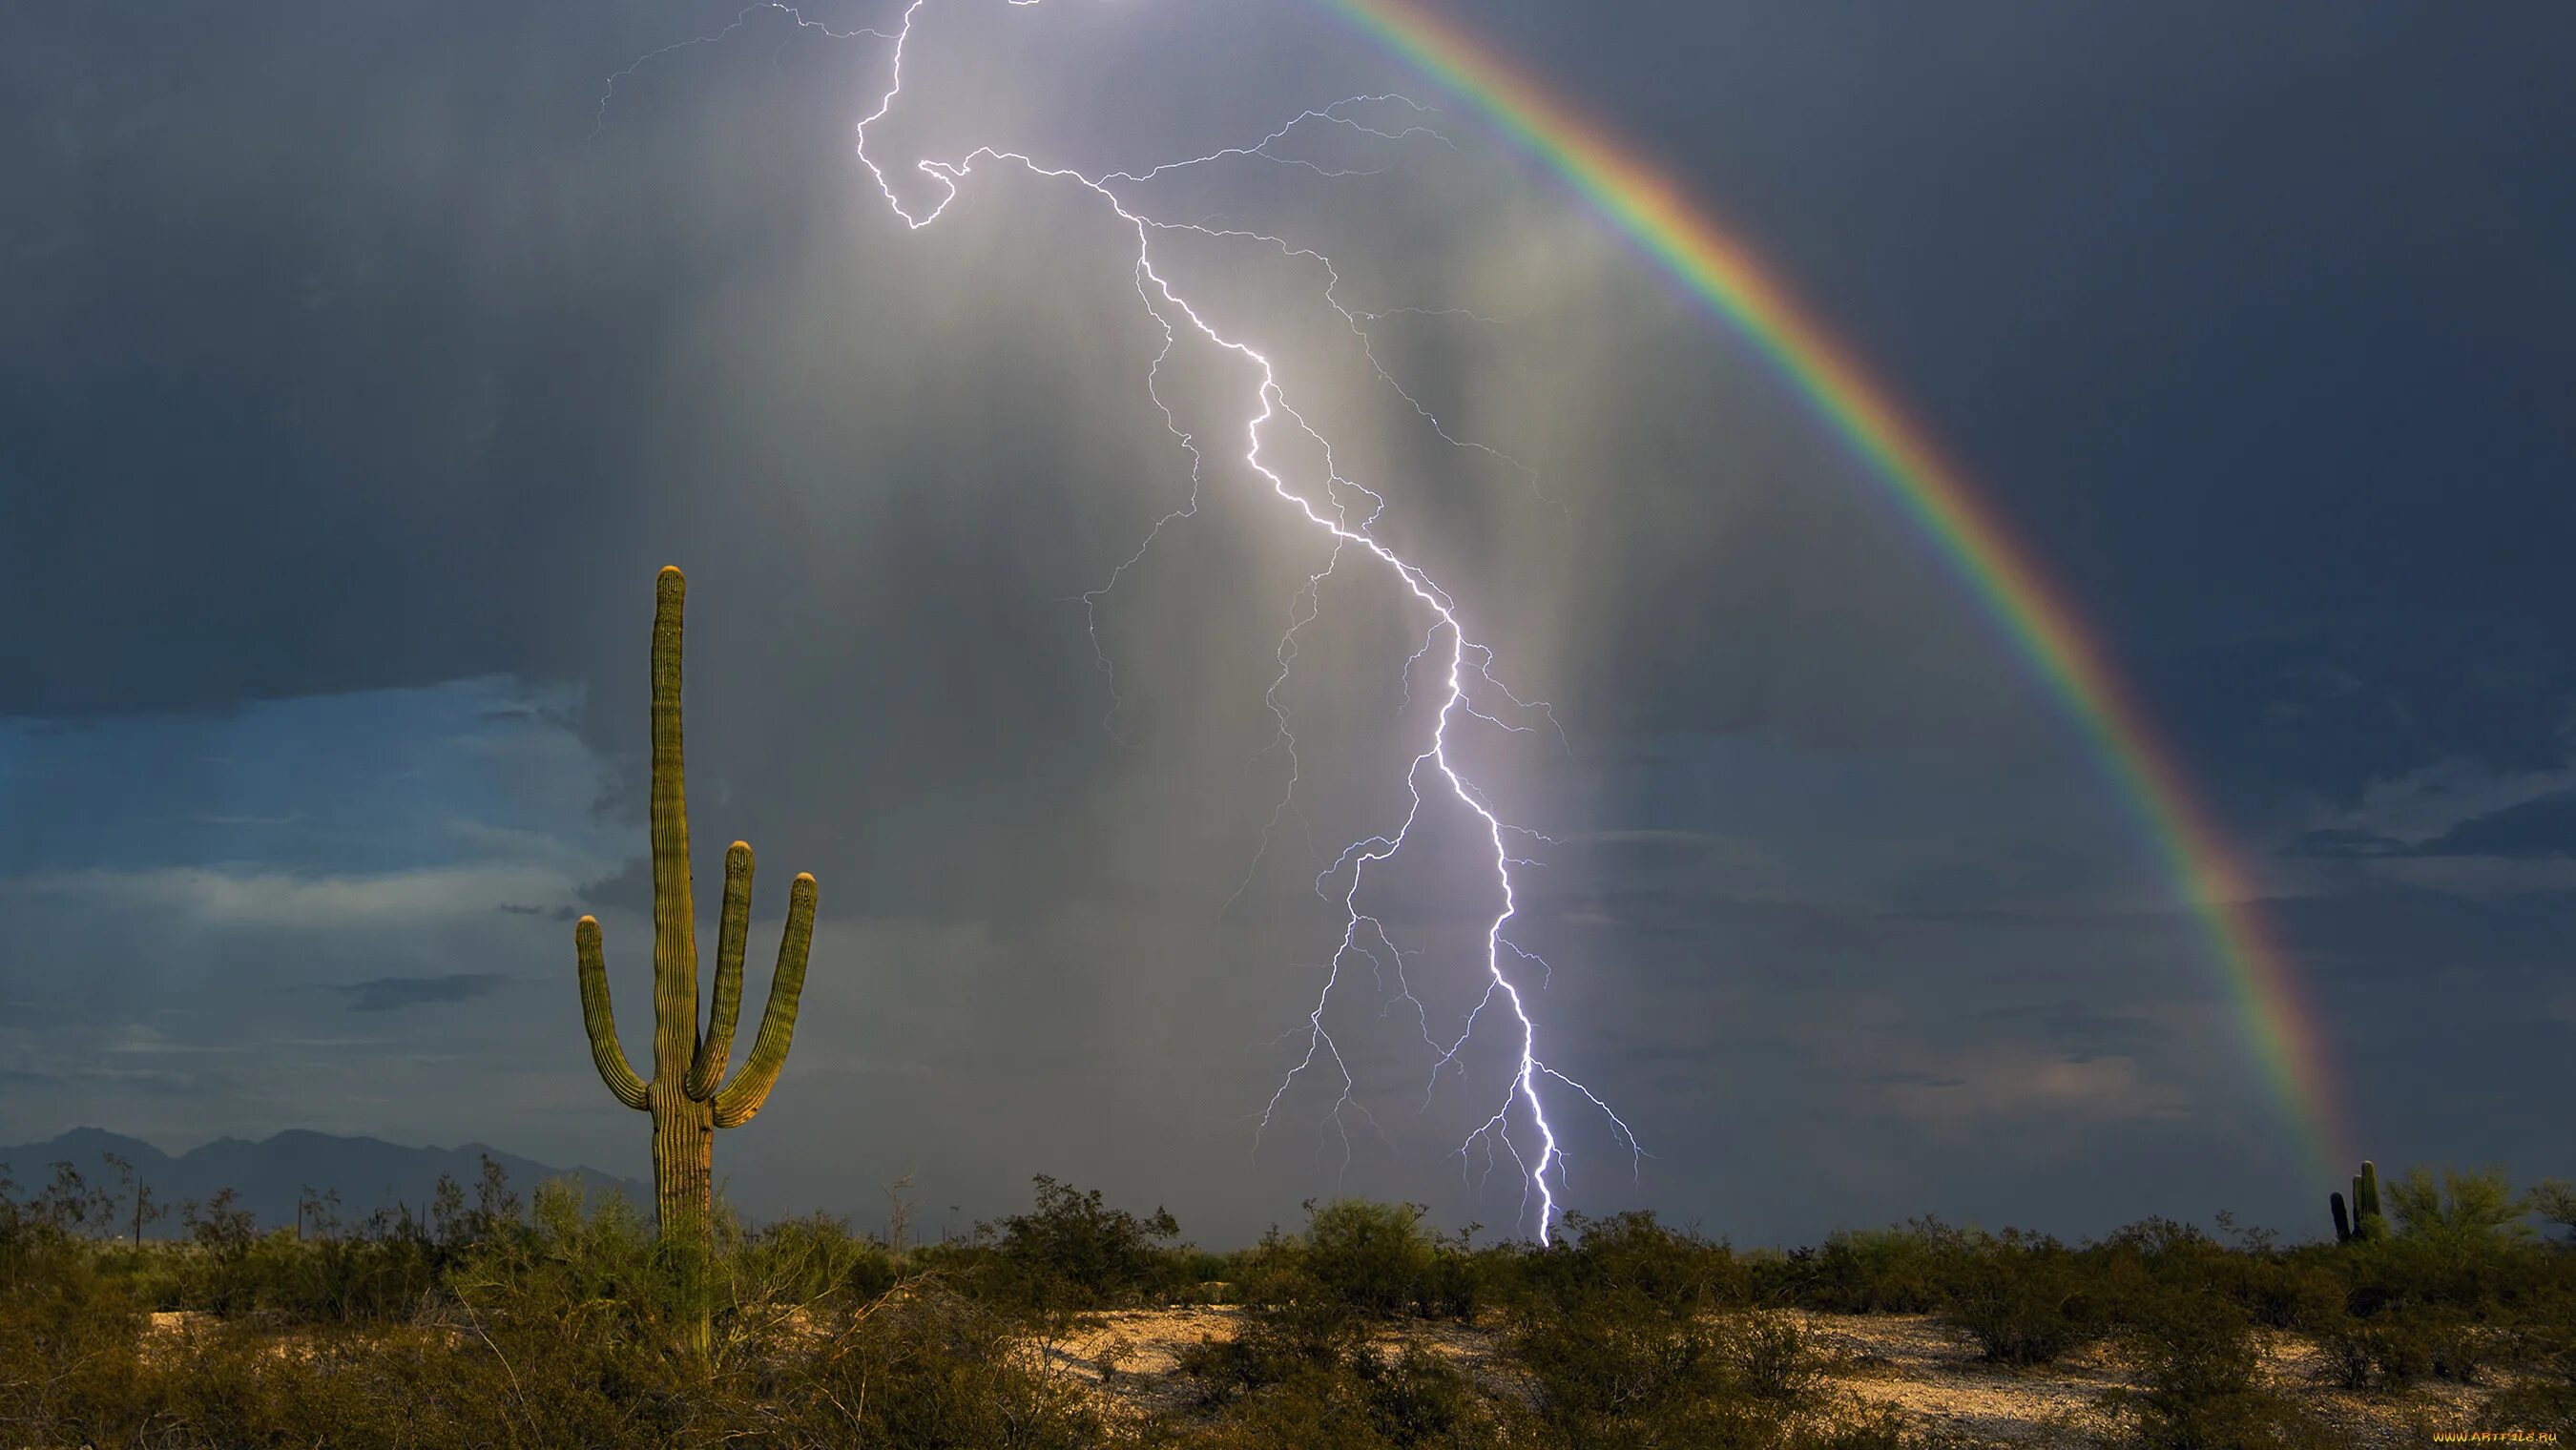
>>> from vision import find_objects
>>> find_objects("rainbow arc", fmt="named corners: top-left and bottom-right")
top-left (1325, 0), bottom-right (2348, 1181)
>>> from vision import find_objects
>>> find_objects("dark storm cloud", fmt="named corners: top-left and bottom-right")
top-left (1456, 3), bottom-right (2576, 814)
top-left (1868, 1071), bottom-right (1967, 1089)
top-left (2283, 790), bottom-right (2576, 860)
top-left (2413, 791), bottom-right (2576, 860)
top-left (329, 973), bottom-right (511, 1013)
top-left (1975, 1003), bottom-right (2159, 1064)
top-left (2282, 829), bottom-right (2410, 860)
top-left (2138, 619), bottom-right (2576, 815)
top-left (0, 4), bottom-right (657, 717)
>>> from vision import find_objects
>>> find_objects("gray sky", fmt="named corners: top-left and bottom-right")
top-left (3, 0), bottom-right (2570, 1249)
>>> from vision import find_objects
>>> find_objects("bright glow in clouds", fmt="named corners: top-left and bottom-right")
top-left (842, 0), bottom-right (1637, 1243)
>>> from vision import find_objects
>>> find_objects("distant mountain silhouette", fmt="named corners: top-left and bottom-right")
top-left (0, 1128), bottom-right (646, 1238)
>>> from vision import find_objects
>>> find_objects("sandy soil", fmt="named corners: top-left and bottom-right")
top-left (1033, 1305), bottom-right (2527, 1447)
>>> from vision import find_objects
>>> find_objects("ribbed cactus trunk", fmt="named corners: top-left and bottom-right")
top-left (577, 566), bottom-right (819, 1360)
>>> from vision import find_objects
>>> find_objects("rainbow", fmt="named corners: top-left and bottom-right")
top-left (1322, 0), bottom-right (2349, 1180)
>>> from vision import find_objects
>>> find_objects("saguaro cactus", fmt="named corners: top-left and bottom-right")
top-left (2333, 1160), bottom-right (2387, 1243)
top-left (575, 566), bottom-right (817, 1348)
top-left (2356, 1159), bottom-right (2385, 1239)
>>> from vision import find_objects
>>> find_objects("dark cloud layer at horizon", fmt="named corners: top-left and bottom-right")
top-left (2, 0), bottom-right (2570, 1246)
top-left (329, 973), bottom-right (512, 1013)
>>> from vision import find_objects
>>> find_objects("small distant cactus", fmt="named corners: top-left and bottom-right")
top-left (576, 566), bottom-right (818, 1355)
top-left (2333, 1160), bottom-right (2387, 1243)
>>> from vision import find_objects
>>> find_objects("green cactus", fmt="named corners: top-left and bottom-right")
top-left (2336, 1160), bottom-right (2387, 1243)
top-left (576, 566), bottom-right (818, 1356)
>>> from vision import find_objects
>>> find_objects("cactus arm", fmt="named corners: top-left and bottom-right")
top-left (649, 566), bottom-right (699, 1081)
top-left (575, 916), bottom-right (651, 1111)
top-left (688, 841), bottom-right (755, 1101)
top-left (712, 872), bottom-right (818, 1129)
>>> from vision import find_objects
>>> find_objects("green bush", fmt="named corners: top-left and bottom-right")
top-left (717, 1206), bottom-right (899, 1314)
top-left (1414, 1227), bottom-right (1487, 1322)
top-left (1500, 1214), bottom-right (1828, 1450)
top-left (2314, 1302), bottom-right (2488, 1389)
top-left (2387, 1166), bottom-right (2531, 1249)
top-left (1301, 1198), bottom-right (1436, 1317)
top-left (980, 1174), bottom-right (1184, 1312)
top-left (2099, 1289), bottom-right (2336, 1450)
top-left (1785, 1218), bottom-right (1969, 1313)
top-left (1942, 1231), bottom-right (2106, 1365)
top-left (1165, 1338), bottom-right (1506, 1450)
top-left (2234, 1255), bottom-right (2347, 1332)
top-left (2480, 1285), bottom-right (2576, 1444)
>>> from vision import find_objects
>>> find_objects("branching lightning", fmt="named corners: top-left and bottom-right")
top-left (603, 0), bottom-right (1638, 1243)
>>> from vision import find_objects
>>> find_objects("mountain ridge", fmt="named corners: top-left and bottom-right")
top-left (0, 1127), bottom-right (646, 1237)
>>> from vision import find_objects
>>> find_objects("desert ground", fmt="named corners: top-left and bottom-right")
top-left (1031, 1304), bottom-right (2527, 1448)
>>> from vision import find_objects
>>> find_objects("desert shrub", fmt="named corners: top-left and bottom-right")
top-left (719, 1206), bottom-right (899, 1315)
top-left (785, 1282), bottom-right (1111, 1449)
top-left (1943, 1230), bottom-right (2106, 1365)
top-left (2313, 1313), bottom-right (2385, 1391)
top-left (0, 1245), bottom-right (147, 1440)
top-left (1788, 1217), bottom-right (1968, 1313)
top-left (2309, 1181), bottom-right (2574, 1401)
top-left (2233, 1254), bottom-right (2347, 1332)
top-left (144, 1316), bottom-right (701, 1449)
top-left (0, 1203), bottom-right (1111, 1450)
top-left (1413, 1228), bottom-right (1491, 1322)
top-left (284, 1220), bottom-right (447, 1322)
top-left (2387, 1165), bottom-right (2530, 1248)
top-left (2098, 1289), bottom-right (2336, 1450)
top-left (2091, 1218), bottom-right (2233, 1313)
top-left (1176, 1227), bottom-right (1372, 1409)
top-left (2529, 1178), bottom-right (2576, 1246)
top-left (1174, 1214), bottom-right (1515, 1441)
top-left (1299, 1198), bottom-right (1437, 1317)
top-left (1508, 1210), bottom-right (1753, 1317)
top-left (1503, 1213), bottom-right (1826, 1449)
top-left (2480, 1285), bottom-right (2576, 1444)
top-left (1344, 1340), bottom-right (1494, 1448)
top-left (2333, 1169), bottom-right (2569, 1324)
top-left (980, 1174), bottom-right (1183, 1312)
top-left (1172, 1317), bottom-right (1336, 1414)
top-left (1163, 1337), bottom-right (1505, 1450)
top-left (2313, 1302), bottom-right (2489, 1390)
top-left (437, 1176), bottom-right (688, 1347)
top-left (142, 1165), bottom-right (539, 1323)
top-left (1167, 1225), bottom-right (1508, 1445)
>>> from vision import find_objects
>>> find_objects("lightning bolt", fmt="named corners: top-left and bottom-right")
top-left (605, 0), bottom-right (1639, 1242)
